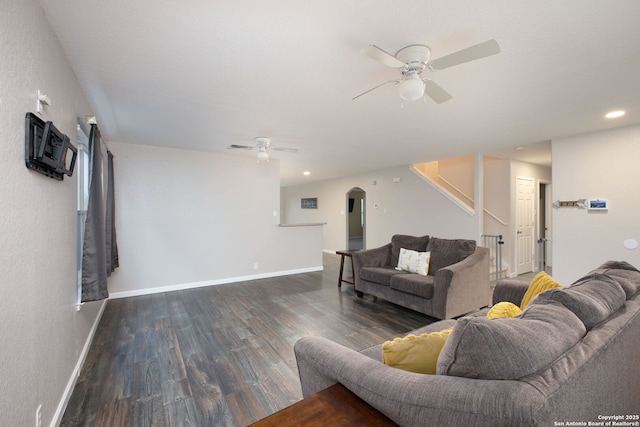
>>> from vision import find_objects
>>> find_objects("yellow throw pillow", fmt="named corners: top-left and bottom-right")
top-left (382, 328), bottom-right (453, 374)
top-left (396, 248), bottom-right (431, 276)
top-left (520, 271), bottom-right (561, 309)
top-left (487, 301), bottom-right (522, 319)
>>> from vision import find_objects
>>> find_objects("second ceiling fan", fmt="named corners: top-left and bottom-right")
top-left (354, 39), bottom-right (500, 104)
top-left (227, 137), bottom-right (297, 161)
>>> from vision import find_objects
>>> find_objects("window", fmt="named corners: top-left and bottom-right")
top-left (76, 123), bottom-right (108, 303)
top-left (76, 124), bottom-right (89, 304)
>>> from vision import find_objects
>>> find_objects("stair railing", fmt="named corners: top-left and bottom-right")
top-left (537, 238), bottom-right (550, 273)
top-left (481, 234), bottom-right (504, 282)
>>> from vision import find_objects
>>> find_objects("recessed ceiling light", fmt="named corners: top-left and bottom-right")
top-left (303, 171), bottom-right (310, 176)
top-left (515, 146), bottom-right (525, 151)
top-left (605, 110), bottom-right (625, 119)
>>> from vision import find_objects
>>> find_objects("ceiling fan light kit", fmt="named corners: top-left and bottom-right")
top-left (399, 72), bottom-right (425, 101)
top-left (256, 149), bottom-right (269, 161)
top-left (355, 39), bottom-right (500, 105)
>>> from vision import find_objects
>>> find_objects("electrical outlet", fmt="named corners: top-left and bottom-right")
top-left (253, 262), bottom-right (258, 270)
top-left (35, 405), bottom-right (42, 427)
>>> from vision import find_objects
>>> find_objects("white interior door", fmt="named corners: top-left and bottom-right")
top-left (516, 176), bottom-right (535, 275)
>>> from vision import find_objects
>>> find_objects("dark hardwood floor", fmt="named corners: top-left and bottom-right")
top-left (61, 253), bottom-right (436, 426)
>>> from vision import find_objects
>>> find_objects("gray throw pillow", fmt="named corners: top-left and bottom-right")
top-left (436, 300), bottom-right (585, 380)
top-left (533, 273), bottom-right (626, 330)
top-left (426, 237), bottom-right (476, 274)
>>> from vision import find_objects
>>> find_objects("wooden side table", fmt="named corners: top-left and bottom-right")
top-left (336, 249), bottom-right (359, 288)
top-left (249, 383), bottom-right (397, 426)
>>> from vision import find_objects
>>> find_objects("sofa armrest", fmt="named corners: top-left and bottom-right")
top-left (294, 336), bottom-right (540, 426)
top-left (492, 278), bottom-right (530, 306)
top-left (431, 246), bottom-right (491, 319)
top-left (351, 243), bottom-right (392, 290)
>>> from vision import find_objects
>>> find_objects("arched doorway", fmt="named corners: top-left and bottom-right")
top-left (347, 188), bottom-right (365, 250)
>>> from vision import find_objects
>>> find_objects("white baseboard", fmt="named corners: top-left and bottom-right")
top-left (51, 299), bottom-right (108, 427)
top-left (108, 266), bottom-right (324, 299)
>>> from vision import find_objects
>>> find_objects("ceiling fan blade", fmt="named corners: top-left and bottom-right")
top-left (428, 39), bottom-right (500, 71)
top-left (422, 79), bottom-right (453, 104)
top-left (352, 79), bottom-right (400, 101)
top-left (227, 144), bottom-right (254, 150)
top-left (360, 45), bottom-right (406, 68)
top-left (272, 147), bottom-right (298, 153)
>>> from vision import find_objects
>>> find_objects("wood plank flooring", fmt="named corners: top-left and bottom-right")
top-left (61, 253), bottom-right (436, 427)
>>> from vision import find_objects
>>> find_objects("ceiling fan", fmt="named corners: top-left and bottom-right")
top-left (353, 39), bottom-right (500, 104)
top-left (227, 137), bottom-right (298, 161)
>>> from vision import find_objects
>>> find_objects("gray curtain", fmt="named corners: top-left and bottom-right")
top-left (105, 150), bottom-right (119, 275)
top-left (81, 124), bottom-right (118, 302)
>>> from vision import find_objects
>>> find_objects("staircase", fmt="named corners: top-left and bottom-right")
top-left (412, 157), bottom-right (509, 283)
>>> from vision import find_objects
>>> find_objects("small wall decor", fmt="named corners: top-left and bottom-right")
top-left (301, 198), bottom-right (318, 209)
top-left (552, 199), bottom-right (587, 209)
top-left (588, 199), bottom-right (608, 210)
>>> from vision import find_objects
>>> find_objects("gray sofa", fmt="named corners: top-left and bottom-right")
top-left (295, 261), bottom-right (640, 426)
top-left (352, 235), bottom-right (491, 319)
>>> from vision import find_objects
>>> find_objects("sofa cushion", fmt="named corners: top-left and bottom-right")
top-left (382, 328), bottom-right (453, 374)
top-left (591, 260), bottom-right (640, 299)
top-left (426, 237), bottom-right (476, 274)
top-left (486, 301), bottom-right (521, 318)
top-left (520, 271), bottom-right (561, 309)
top-left (360, 266), bottom-right (403, 287)
top-left (436, 299), bottom-right (586, 380)
top-left (396, 248), bottom-right (431, 275)
top-left (390, 274), bottom-right (435, 299)
top-left (391, 234), bottom-right (429, 267)
top-left (532, 273), bottom-right (626, 330)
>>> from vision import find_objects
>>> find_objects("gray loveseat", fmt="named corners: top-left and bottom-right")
top-left (352, 235), bottom-right (491, 319)
top-left (295, 261), bottom-right (640, 426)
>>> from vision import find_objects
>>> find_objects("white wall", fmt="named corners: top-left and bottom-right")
top-left (483, 156), bottom-right (511, 232)
top-left (282, 156), bottom-right (553, 278)
top-left (483, 157), bottom-right (552, 277)
top-left (483, 156), bottom-right (511, 271)
top-left (0, 1), bottom-right (102, 426)
top-left (107, 142), bottom-right (323, 296)
top-left (552, 124), bottom-right (640, 284)
top-left (282, 165), bottom-right (480, 251)
top-left (439, 155), bottom-right (475, 207)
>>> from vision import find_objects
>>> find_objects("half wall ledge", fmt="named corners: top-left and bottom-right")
top-left (279, 223), bottom-right (327, 227)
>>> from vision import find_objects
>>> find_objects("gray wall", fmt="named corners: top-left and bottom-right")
top-left (0, 0), bottom-right (101, 425)
top-left (553, 124), bottom-right (640, 284)
top-left (107, 141), bottom-right (323, 297)
top-left (282, 165), bottom-right (480, 251)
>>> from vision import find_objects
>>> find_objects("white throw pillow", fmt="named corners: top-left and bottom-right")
top-left (396, 248), bottom-right (431, 276)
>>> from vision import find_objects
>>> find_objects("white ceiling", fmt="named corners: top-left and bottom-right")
top-left (38, 0), bottom-right (640, 186)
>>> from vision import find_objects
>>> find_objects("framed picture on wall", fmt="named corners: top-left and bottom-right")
top-left (301, 198), bottom-right (318, 209)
